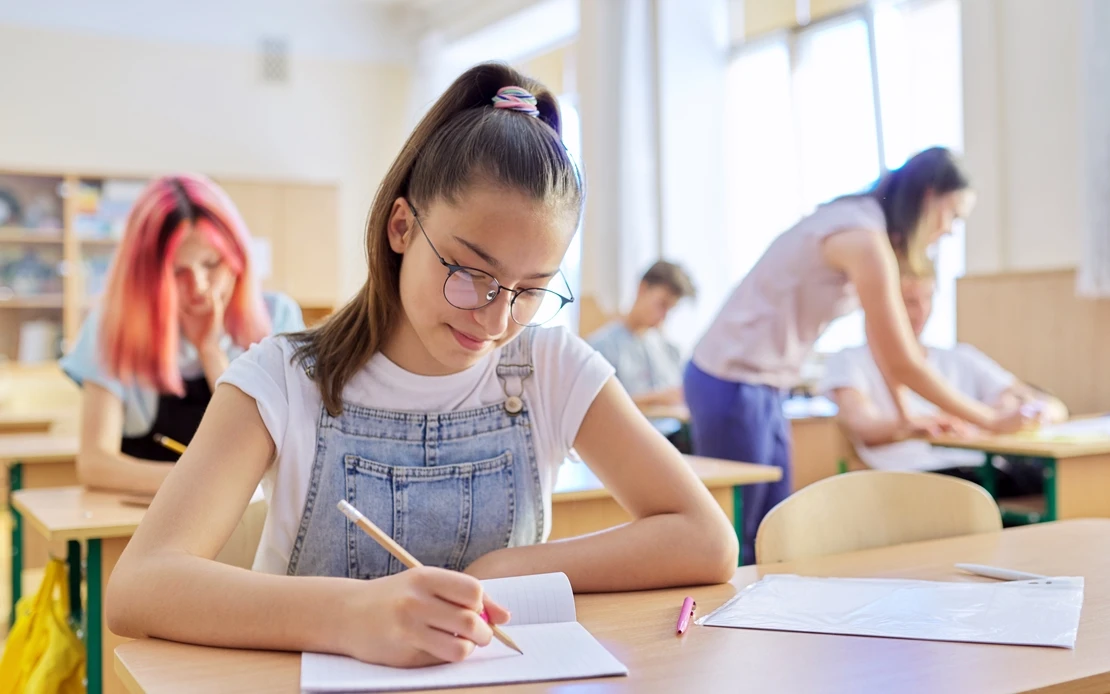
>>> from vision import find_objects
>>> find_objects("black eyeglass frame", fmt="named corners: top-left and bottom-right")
top-left (407, 201), bottom-right (575, 327)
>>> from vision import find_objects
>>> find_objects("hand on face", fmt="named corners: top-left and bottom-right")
top-left (175, 225), bottom-right (235, 352)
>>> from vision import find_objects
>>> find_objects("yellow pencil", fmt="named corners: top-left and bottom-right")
top-left (336, 499), bottom-right (523, 655)
top-left (153, 434), bottom-right (187, 455)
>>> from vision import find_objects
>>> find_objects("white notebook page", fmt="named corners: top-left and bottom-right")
top-left (478, 572), bottom-right (576, 625)
top-left (301, 622), bottom-right (627, 692)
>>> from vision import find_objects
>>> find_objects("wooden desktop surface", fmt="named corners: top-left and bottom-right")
top-left (0, 410), bottom-right (55, 434)
top-left (552, 455), bottom-right (779, 502)
top-left (116, 519), bottom-right (1110, 693)
top-left (929, 432), bottom-right (1110, 459)
top-left (11, 486), bottom-right (146, 541)
top-left (0, 432), bottom-right (78, 464)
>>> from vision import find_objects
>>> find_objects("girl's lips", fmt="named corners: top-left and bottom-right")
top-left (450, 326), bottom-right (489, 351)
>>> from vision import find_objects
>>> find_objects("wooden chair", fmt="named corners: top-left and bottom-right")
top-left (755, 470), bottom-right (1002, 564)
top-left (214, 496), bottom-right (268, 570)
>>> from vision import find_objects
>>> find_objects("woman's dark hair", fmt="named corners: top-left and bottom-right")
top-left (289, 63), bottom-right (583, 415)
top-left (868, 147), bottom-right (970, 274)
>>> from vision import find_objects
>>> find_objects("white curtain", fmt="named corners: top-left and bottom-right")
top-left (577, 0), bottom-right (661, 317)
top-left (1078, 0), bottom-right (1110, 297)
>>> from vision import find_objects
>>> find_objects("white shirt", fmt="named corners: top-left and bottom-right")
top-left (820, 343), bottom-right (1016, 472)
top-left (218, 327), bottom-right (614, 574)
top-left (587, 321), bottom-right (682, 397)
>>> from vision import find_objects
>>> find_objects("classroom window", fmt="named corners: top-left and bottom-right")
top-left (548, 96), bottom-right (583, 332)
top-left (725, 0), bottom-right (963, 353)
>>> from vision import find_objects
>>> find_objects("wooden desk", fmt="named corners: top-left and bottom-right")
top-left (637, 397), bottom-right (851, 493)
top-left (115, 519), bottom-right (1110, 693)
top-left (0, 433), bottom-right (79, 611)
top-left (550, 456), bottom-right (781, 542)
top-left (0, 411), bottom-right (54, 435)
top-left (929, 432), bottom-right (1110, 520)
top-left (636, 403), bottom-right (690, 422)
top-left (11, 487), bottom-right (145, 694)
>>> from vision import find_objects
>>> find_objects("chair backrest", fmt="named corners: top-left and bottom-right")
top-left (214, 496), bottom-right (268, 570)
top-left (755, 470), bottom-right (1002, 564)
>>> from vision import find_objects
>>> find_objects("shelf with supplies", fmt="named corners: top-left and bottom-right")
top-left (0, 227), bottom-right (65, 244)
top-left (0, 293), bottom-right (64, 309)
top-left (0, 167), bottom-right (341, 364)
top-left (78, 237), bottom-right (119, 248)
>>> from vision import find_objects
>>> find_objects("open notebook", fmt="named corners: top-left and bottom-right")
top-left (301, 572), bottom-right (627, 692)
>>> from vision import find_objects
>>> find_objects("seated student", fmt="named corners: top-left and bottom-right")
top-left (60, 174), bottom-right (304, 496)
top-left (587, 261), bottom-right (694, 408)
top-left (822, 260), bottom-right (1067, 495)
top-left (106, 65), bottom-right (737, 669)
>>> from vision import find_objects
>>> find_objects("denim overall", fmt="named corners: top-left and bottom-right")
top-left (287, 329), bottom-right (544, 578)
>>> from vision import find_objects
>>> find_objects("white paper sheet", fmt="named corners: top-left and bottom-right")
top-left (697, 574), bottom-right (1084, 649)
top-left (1031, 416), bottom-right (1110, 441)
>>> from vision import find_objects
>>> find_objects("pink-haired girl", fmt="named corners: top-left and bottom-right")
top-left (61, 174), bottom-right (304, 494)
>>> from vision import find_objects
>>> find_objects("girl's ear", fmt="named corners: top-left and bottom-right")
top-left (387, 198), bottom-right (413, 253)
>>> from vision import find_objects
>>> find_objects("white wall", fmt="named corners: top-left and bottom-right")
top-left (962, 0), bottom-right (1083, 274)
top-left (0, 13), bottom-right (412, 301)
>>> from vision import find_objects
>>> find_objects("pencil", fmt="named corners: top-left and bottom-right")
top-left (153, 434), bottom-right (187, 455)
top-left (336, 499), bottom-right (523, 655)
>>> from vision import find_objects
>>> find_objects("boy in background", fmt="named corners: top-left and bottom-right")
top-left (588, 261), bottom-right (695, 408)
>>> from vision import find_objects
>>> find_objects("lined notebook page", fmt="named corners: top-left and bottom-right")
top-left (301, 622), bottom-right (628, 692)
top-left (479, 573), bottom-right (576, 625)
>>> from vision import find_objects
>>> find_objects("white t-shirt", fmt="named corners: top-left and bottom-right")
top-left (820, 343), bottom-right (1016, 472)
top-left (218, 327), bottom-right (614, 574)
top-left (587, 321), bottom-right (682, 397)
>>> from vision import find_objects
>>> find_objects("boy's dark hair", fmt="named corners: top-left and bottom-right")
top-left (641, 261), bottom-right (696, 300)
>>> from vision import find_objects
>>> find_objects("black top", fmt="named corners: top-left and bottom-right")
top-left (120, 376), bottom-right (212, 462)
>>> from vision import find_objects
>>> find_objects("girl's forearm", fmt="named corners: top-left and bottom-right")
top-left (108, 552), bottom-right (356, 656)
top-left (465, 510), bottom-right (737, 591)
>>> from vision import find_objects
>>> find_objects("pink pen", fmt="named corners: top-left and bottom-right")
top-left (676, 597), bottom-right (696, 635)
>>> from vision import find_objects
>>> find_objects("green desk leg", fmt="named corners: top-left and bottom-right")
top-left (1043, 458), bottom-right (1058, 522)
top-left (86, 539), bottom-right (103, 694)
top-left (733, 486), bottom-right (744, 566)
top-left (977, 453), bottom-right (997, 497)
top-left (9, 461), bottom-right (22, 628)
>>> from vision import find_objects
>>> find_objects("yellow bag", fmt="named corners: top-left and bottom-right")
top-left (0, 557), bottom-right (86, 694)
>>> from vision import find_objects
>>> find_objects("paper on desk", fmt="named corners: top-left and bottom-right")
top-left (697, 574), bottom-right (1083, 648)
top-left (1024, 416), bottom-right (1110, 442)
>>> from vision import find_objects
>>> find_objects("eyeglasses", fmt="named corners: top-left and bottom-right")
top-left (408, 202), bottom-right (575, 327)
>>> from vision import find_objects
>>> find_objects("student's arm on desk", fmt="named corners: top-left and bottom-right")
top-left (830, 386), bottom-right (957, 446)
top-left (77, 383), bottom-right (173, 496)
top-left (824, 229), bottom-right (1028, 434)
top-left (995, 383), bottom-right (1069, 424)
top-left (106, 384), bottom-right (509, 669)
top-left (465, 377), bottom-right (738, 591)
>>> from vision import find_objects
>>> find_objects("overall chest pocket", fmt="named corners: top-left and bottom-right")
top-left (343, 451), bottom-right (517, 579)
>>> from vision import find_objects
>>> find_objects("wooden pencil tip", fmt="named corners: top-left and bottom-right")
top-left (492, 626), bottom-right (523, 655)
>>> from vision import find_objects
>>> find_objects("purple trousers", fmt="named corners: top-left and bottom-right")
top-left (683, 361), bottom-right (792, 564)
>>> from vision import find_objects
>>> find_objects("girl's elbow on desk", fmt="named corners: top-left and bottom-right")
top-left (105, 557), bottom-right (152, 639)
top-left (690, 509), bottom-right (740, 583)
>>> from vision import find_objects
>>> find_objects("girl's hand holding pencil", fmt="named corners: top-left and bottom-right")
top-left (336, 500), bottom-right (515, 668)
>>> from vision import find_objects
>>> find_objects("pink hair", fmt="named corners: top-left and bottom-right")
top-left (99, 174), bottom-right (271, 395)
